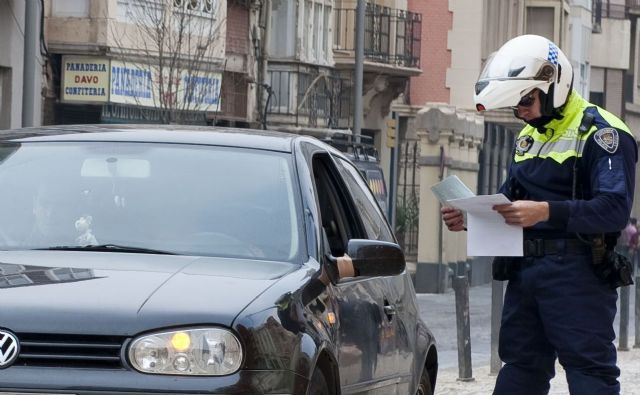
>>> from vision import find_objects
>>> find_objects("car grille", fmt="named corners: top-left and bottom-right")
top-left (15, 333), bottom-right (126, 369)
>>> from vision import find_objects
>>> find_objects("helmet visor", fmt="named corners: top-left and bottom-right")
top-left (479, 53), bottom-right (555, 82)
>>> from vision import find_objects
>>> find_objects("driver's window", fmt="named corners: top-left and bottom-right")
top-left (334, 158), bottom-right (394, 242)
top-left (312, 154), bottom-right (365, 257)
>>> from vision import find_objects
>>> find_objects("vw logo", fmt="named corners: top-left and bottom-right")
top-left (0, 330), bottom-right (19, 368)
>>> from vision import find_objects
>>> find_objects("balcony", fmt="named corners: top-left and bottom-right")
top-left (627, 0), bottom-right (640, 14)
top-left (266, 65), bottom-right (353, 130)
top-left (592, 0), bottom-right (632, 33)
top-left (592, 0), bottom-right (627, 23)
top-left (591, 0), bottom-right (640, 28)
top-left (334, 4), bottom-right (422, 76)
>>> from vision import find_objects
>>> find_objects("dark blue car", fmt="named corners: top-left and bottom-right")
top-left (0, 125), bottom-right (437, 395)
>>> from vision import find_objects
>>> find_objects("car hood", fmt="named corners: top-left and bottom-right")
top-left (0, 251), bottom-right (296, 335)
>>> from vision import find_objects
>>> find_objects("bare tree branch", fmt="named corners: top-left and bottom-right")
top-left (109, 0), bottom-right (225, 124)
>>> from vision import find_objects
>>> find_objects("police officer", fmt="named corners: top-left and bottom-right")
top-left (441, 35), bottom-right (637, 394)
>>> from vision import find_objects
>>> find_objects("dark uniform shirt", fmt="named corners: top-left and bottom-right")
top-left (500, 90), bottom-right (638, 239)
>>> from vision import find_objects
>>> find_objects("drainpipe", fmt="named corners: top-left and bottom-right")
top-left (22, 0), bottom-right (39, 127)
top-left (353, 0), bottom-right (365, 142)
top-left (437, 145), bottom-right (445, 292)
top-left (261, 0), bottom-right (272, 128)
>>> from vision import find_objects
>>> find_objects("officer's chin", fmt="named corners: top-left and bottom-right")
top-left (512, 107), bottom-right (522, 119)
top-left (512, 108), bottom-right (531, 122)
top-left (513, 109), bottom-right (542, 126)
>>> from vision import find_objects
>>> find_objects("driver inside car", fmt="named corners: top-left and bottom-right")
top-left (25, 183), bottom-right (78, 247)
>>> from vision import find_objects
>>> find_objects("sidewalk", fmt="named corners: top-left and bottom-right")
top-left (417, 283), bottom-right (640, 394)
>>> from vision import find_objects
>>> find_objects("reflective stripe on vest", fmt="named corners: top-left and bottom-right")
top-left (513, 90), bottom-right (632, 164)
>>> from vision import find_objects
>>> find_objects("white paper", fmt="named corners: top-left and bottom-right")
top-left (430, 175), bottom-right (475, 204)
top-left (447, 194), bottom-right (523, 257)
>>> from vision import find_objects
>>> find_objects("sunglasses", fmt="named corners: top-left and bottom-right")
top-left (516, 92), bottom-right (536, 107)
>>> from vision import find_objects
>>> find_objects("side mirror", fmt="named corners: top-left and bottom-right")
top-left (345, 239), bottom-right (405, 278)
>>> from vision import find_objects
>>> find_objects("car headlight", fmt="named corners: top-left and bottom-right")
top-left (128, 328), bottom-right (243, 375)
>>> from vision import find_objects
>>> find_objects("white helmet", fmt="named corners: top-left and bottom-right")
top-left (474, 35), bottom-right (573, 112)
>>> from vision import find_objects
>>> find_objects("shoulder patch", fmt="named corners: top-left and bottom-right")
top-left (593, 128), bottom-right (619, 154)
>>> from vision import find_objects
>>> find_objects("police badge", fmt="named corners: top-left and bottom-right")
top-left (594, 128), bottom-right (619, 154)
top-left (515, 135), bottom-right (534, 155)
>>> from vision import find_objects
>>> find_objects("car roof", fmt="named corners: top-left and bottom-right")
top-left (0, 124), bottom-right (299, 153)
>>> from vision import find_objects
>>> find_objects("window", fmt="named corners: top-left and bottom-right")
top-left (323, 7), bottom-right (331, 58)
top-left (174, 0), bottom-right (216, 15)
top-left (117, 0), bottom-right (163, 25)
top-left (590, 92), bottom-right (604, 107)
top-left (314, 3), bottom-right (321, 60)
top-left (305, 1), bottom-right (313, 60)
top-left (52, 0), bottom-right (90, 17)
top-left (335, 158), bottom-right (394, 242)
top-left (268, 70), bottom-right (293, 114)
top-left (525, 6), bottom-right (556, 41)
top-left (173, 0), bottom-right (218, 35)
top-left (271, 0), bottom-right (297, 57)
top-left (312, 155), bottom-right (365, 256)
top-left (300, 0), bottom-right (332, 64)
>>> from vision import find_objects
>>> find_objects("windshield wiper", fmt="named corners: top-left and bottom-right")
top-left (35, 244), bottom-right (177, 255)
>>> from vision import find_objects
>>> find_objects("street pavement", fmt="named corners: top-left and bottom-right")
top-left (416, 282), bottom-right (640, 394)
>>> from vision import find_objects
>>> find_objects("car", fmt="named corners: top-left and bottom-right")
top-left (0, 125), bottom-right (437, 395)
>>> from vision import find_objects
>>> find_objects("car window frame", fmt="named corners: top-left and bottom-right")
top-left (310, 152), bottom-right (366, 257)
top-left (333, 156), bottom-right (395, 243)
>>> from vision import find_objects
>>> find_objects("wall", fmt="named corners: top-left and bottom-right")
top-left (412, 104), bottom-right (483, 293)
top-left (46, 0), bottom-right (227, 61)
top-left (591, 18), bottom-right (631, 69)
top-left (569, 1), bottom-right (592, 98)
top-left (446, 0), bottom-right (484, 110)
top-left (604, 68), bottom-right (624, 117)
top-left (408, 0), bottom-right (451, 106)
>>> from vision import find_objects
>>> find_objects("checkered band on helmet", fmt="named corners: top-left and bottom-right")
top-left (548, 43), bottom-right (559, 65)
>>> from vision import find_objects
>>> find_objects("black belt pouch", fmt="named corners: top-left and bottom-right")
top-left (492, 256), bottom-right (522, 281)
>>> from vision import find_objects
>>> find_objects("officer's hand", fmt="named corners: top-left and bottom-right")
top-left (441, 207), bottom-right (465, 232)
top-left (493, 200), bottom-right (549, 227)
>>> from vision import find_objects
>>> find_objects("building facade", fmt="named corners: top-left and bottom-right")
top-left (260, 0), bottom-right (422, 154)
top-left (42, 0), bottom-right (251, 126)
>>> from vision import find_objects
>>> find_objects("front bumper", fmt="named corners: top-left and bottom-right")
top-left (0, 367), bottom-right (308, 395)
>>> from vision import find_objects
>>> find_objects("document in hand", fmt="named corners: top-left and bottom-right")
top-left (447, 194), bottom-right (523, 257)
top-left (430, 175), bottom-right (475, 203)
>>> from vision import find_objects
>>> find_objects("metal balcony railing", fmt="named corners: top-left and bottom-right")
top-left (267, 67), bottom-right (353, 129)
top-left (592, 0), bottom-right (630, 26)
top-left (334, 4), bottom-right (422, 68)
top-left (627, 0), bottom-right (640, 12)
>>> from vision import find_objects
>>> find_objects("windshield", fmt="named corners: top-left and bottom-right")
top-left (0, 141), bottom-right (301, 262)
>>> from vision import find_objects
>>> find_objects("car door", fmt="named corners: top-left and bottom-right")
top-left (309, 152), bottom-right (398, 394)
top-left (333, 156), bottom-right (417, 392)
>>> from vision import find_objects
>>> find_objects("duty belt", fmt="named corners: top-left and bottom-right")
top-left (523, 239), bottom-right (591, 257)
